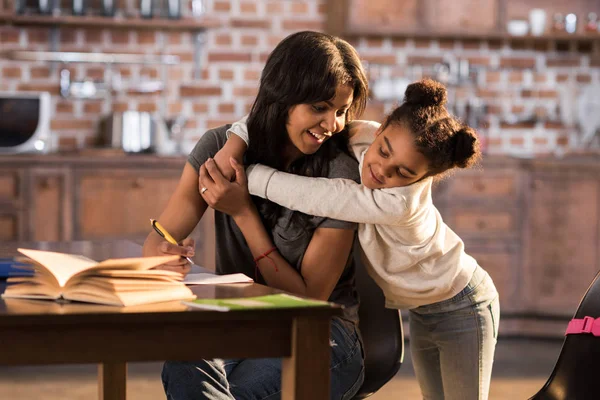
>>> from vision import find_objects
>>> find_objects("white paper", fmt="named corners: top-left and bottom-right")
top-left (183, 273), bottom-right (253, 286)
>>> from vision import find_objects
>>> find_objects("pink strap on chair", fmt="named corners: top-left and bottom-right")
top-left (565, 316), bottom-right (600, 336)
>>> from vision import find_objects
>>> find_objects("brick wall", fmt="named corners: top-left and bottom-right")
top-left (1, 0), bottom-right (599, 155)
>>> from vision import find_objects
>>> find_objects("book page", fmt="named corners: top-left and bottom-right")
top-left (95, 256), bottom-right (179, 271)
top-left (18, 249), bottom-right (99, 288)
top-left (183, 273), bottom-right (253, 285)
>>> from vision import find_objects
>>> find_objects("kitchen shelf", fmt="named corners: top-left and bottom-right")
top-left (0, 12), bottom-right (221, 31)
top-left (342, 29), bottom-right (600, 43)
top-left (4, 50), bottom-right (179, 65)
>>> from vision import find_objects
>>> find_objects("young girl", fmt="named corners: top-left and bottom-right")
top-left (205, 78), bottom-right (500, 400)
top-left (144, 31), bottom-right (369, 400)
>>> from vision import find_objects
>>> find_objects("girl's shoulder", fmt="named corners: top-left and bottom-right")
top-left (347, 120), bottom-right (380, 147)
top-left (348, 120), bottom-right (381, 137)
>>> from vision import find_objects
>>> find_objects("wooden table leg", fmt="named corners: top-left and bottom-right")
top-left (98, 362), bottom-right (127, 400)
top-left (282, 316), bottom-right (331, 400)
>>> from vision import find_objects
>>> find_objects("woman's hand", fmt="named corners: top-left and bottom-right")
top-left (199, 157), bottom-right (253, 218)
top-left (149, 237), bottom-right (195, 275)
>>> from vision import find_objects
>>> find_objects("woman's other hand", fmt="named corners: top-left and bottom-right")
top-left (151, 237), bottom-right (195, 275)
top-left (199, 157), bottom-right (253, 218)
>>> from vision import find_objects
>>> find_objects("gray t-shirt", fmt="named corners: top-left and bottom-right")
top-left (188, 125), bottom-right (361, 324)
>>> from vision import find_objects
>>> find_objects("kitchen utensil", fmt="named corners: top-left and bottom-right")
top-left (154, 114), bottom-right (187, 155)
top-left (578, 84), bottom-right (600, 147)
top-left (72, 0), bottom-right (86, 15)
top-left (507, 20), bottom-right (529, 36)
top-left (100, 111), bottom-right (156, 153)
top-left (140, 0), bottom-right (153, 18)
top-left (166, 0), bottom-right (181, 19)
top-left (102, 0), bottom-right (115, 16)
top-left (565, 13), bottom-right (577, 33)
top-left (38, 0), bottom-right (54, 14)
top-left (529, 9), bottom-right (546, 36)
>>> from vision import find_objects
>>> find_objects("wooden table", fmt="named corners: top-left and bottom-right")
top-left (0, 241), bottom-right (342, 400)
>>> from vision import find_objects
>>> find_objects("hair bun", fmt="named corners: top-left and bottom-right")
top-left (404, 78), bottom-right (447, 107)
top-left (451, 126), bottom-right (480, 168)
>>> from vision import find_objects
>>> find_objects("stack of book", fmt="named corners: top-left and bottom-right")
top-left (1, 249), bottom-right (196, 306)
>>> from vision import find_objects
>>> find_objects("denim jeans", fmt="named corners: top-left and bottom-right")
top-left (162, 317), bottom-right (365, 400)
top-left (409, 266), bottom-right (500, 400)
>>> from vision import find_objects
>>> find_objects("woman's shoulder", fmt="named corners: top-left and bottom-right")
top-left (188, 124), bottom-right (232, 171)
top-left (326, 149), bottom-right (361, 182)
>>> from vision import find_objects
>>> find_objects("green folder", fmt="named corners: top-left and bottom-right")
top-left (182, 293), bottom-right (331, 311)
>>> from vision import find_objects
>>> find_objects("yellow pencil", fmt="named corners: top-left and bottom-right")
top-left (150, 219), bottom-right (194, 264)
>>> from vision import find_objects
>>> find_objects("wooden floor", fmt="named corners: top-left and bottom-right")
top-left (0, 338), bottom-right (561, 399)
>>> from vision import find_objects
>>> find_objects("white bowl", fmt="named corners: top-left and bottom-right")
top-left (507, 20), bottom-right (529, 36)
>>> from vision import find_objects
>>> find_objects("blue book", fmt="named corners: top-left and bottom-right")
top-left (0, 258), bottom-right (33, 279)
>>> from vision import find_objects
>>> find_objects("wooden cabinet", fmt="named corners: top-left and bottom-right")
top-left (0, 155), bottom-right (216, 270)
top-left (433, 158), bottom-right (600, 337)
top-left (75, 169), bottom-right (180, 239)
top-left (434, 163), bottom-right (524, 314)
top-left (523, 168), bottom-right (600, 315)
top-left (27, 168), bottom-right (71, 241)
top-left (328, 0), bottom-right (599, 39)
top-left (328, 0), bottom-right (502, 37)
top-left (1, 155), bottom-right (599, 336)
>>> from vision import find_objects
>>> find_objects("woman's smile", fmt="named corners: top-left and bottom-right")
top-left (305, 129), bottom-right (330, 145)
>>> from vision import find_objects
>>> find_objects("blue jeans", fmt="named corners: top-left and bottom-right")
top-left (162, 317), bottom-right (365, 400)
top-left (409, 266), bottom-right (500, 400)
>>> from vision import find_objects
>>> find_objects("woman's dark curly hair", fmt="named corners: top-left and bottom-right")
top-left (381, 78), bottom-right (481, 178)
top-left (245, 31), bottom-right (368, 228)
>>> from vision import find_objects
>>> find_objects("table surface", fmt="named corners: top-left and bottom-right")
top-left (0, 240), bottom-right (342, 323)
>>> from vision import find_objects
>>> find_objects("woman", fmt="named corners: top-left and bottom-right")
top-left (143, 31), bottom-right (369, 400)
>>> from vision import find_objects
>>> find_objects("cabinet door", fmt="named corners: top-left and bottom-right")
top-left (76, 170), bottom-right (180, 239)
top-left (75, 169), bottom-right (216, 270)
top-left (0, 168), bottom-right (23, 208)
top-left (469, 245), bottom-right (521, 313)
top-left (344, 0), bottom-right (423, 35)
top-left (524, 176), bottom-right (600, 315)
top-left (0, 211), bottom-right (23, 241)
top-left (428, 0), bottom-right (501, 34)
top-left (28, 169), bottom-right (71, 241)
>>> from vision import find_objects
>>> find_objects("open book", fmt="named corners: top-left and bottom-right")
top-left (1, 249), bottom-right (196, 307)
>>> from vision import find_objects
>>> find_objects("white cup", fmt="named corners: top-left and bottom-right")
top-left (529, 9), bottom-right (546, 36)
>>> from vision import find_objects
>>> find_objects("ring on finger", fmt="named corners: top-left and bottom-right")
top-left (201, 187), bottom-right (208, 194)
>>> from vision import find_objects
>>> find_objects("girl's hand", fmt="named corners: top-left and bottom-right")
top-left (199, 157), bottom-right (253, 218)
top-left (152, 237), bottom-right (195, 275)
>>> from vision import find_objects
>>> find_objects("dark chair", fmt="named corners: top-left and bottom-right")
top-left (352, 249), bottom-right (404, 399)
top-left (529, 269), bottom-right (600, 400)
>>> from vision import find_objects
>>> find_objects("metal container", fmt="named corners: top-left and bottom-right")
top-left (100, 111), bottom-right (156, 153)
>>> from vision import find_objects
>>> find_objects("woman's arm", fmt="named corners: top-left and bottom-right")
top-left (200, 158), bottom-right (353, 300)
top-left (142, 163), bottom-right (207, 273)
top-left (247, 164), bottom-right (407, 226)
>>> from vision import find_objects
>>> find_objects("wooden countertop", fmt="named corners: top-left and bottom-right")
top-left (0, 150), bottom-right (188, 168)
